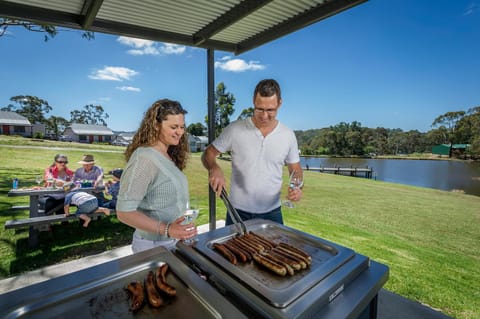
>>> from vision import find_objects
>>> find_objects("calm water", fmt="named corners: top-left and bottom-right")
top-left (300, 157), bottom-right (480, 197)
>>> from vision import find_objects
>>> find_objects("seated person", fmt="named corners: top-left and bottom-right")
top-left (74, 154), bottom-right (105, 206)
top-left (64, 190), bottom-right (110, 228)
top-left (40, 154), bottom-right (74, 215)
top-left (102, 168), bottom-right (122, 209)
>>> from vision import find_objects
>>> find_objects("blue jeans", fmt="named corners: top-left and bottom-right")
top-left (225, 206), bottom-right (283, 225)
top-left (76, 198), bottom-right (98, 215)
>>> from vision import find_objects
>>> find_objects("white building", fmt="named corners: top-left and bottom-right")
top-left (0, 111), bottom-right (32, 137)
top-left (63, 123), bottom-right (114, 143)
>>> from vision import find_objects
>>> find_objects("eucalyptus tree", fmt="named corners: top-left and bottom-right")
top-left (70, 104), bottom-right (109, 126)
top-left (205, 82), bottom-right (235, 138)
top-left (1, 95), bottom-right (52, 124)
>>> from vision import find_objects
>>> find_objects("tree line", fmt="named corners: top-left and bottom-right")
top-left (2, 86), bottom-right (479, 158)
top-left (190, 83), bottom-right (480, 158)
top-left (295, 107), bottom-right (480, 157)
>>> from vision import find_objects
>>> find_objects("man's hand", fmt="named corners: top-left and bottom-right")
top-left (208, 166), bottom-right (226, 196)
top-left (287, 187), bottom-right (302, 202)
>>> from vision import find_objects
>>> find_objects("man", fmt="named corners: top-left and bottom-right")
top-left (74, 154), bottom-right (105, 206)
top-left (202, 79), bottom-right (303, 225)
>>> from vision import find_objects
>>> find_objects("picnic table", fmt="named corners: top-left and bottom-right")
top-left (6, 186), bottom-right (105, 247)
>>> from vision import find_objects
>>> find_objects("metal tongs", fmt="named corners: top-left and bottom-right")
top-left (220, 188), bottom-right (247, 235)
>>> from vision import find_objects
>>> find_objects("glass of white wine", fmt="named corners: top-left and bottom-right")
top-left (182, 198), bottom-right (199, 245)
top-left (282, 170), bottom-right (303, 208)
top-left (35, 176), bottom-right (43, 186)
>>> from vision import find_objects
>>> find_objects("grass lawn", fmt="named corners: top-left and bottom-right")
top-left (0, 136), bottom-right (478, 319)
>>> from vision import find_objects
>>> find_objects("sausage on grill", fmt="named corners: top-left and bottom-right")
top-left (278, 242), bottom-right (312, 263)
top-left (213, 242), bottom-right (237, 264)
top-left (261, 251), bottom-right (295, 276)
top-left (155, 264), bottom-right (176, 297)
top-left (224, 241), bottom-right (248, 263)
top-left (252, 253), bottom-right (287, 276)
top-left (274, 246), bottom-right (310, 268)
top-left (145, 271), bottom-right (164, 308)
top-left (248, 232), bottom-right (277, 249)
top-left (126, 281), bottom-right (145, 312)
top-left (267, 250), bottom-right (302, 271)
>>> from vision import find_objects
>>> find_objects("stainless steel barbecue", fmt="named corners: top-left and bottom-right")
top-left (0, 247), bottom-right (247, 319)
top-left (176, 219), bottom-right (389, 319)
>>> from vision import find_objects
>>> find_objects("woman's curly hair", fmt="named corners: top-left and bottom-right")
top-left (125, 99), bottom-right (189, 170)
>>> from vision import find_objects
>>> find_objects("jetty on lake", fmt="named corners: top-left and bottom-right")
top-left (304, 165), bottom-right (374, 179)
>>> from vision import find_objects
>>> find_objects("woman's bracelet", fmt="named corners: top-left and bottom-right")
top-left (164, 223), bottom-right (170, 238)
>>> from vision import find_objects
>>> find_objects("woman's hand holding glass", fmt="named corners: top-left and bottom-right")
top-left (181, 199), bottom-right (199, 245)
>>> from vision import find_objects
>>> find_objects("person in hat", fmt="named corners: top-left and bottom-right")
top-left (116, 99), bottom-right (196, 253)
top-left (74, 154), bottom-right (105, 205)
top-left (102, 168), bottom-right (123, 209)
top-left (64, 190), bottom-right (111, 228)
top-left (39, 154), bottom-right (75, 215)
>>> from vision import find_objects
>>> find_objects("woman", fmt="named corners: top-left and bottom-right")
top-left (40, 154), bottom-right (74, 215)
top-left (44, 154), bottom-right (74, 187)
top-left (116, 99), bottom-right (197, 253)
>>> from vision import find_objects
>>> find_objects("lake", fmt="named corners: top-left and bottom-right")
top-left (300, 157), bottom-right (480, 197)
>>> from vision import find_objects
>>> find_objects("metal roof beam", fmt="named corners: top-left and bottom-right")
top-left (0, 1), bottom-right (81, 29)
top-left (236, 0), bottom-right (367, 54)
top-left (193, 0), bottom-right (273, 45)
top-left (91, 19), bottom-right (237, 52)
top-left (80, 0), bottom-right (104, 29)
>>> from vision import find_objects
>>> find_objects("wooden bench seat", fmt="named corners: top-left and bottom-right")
top-left (5, 211), bottom-right (116, 230)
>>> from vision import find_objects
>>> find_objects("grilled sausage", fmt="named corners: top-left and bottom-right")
top-left (236, 235), bottom-right (264, 252)
top-left (223, 241), bottom-right (248, 263)
top-left (245, 233), bottom-right (271, 250)
top-left (225, 239), bottom-right (252, 261)
top-left (252, 253), bottom-right (287, 276)
top-left (155, 264), bottom-right (176, 297)
top-left (145, 271), bottom-right (164, 308)
top-left (272, 247), bottom-right (307, 269)
top-left (261, 251), bottom-right (295, 276)
top-left (126, 281), bottom-right (145, 312)
top-left (231, 237), bottom-right (258, 255)
top-left (278, 242), bottom-right (312, 262)
top-left (213, 242), bottom-right (237, 264)
top-left (249, 232), bottom-right (277, 249)
top-left (275, 246), bottom-right (310, 267)
top-left (267, 250), bottom-right (302, 271)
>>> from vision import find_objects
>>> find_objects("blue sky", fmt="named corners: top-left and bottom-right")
top-left (1, 0), bottom-right (479, 133)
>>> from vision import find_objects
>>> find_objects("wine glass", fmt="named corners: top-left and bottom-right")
top-left (46, 177), bottom-right (54, 188)
top-left (35, 176), bottom-right (43, 186)
top-left (282, 170), bottom-right (303, 208)
top-left (182, 198), bottom-right (199, 245)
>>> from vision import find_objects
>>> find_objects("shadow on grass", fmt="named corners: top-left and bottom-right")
top-left (9, 217), bottom-right (133, 276)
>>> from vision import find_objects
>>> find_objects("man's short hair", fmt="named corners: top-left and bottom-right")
top-left (253, 79), bottom-right (281, 102)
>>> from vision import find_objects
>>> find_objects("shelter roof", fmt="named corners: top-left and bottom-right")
top-left (1, 0), bottom-right (366, 54)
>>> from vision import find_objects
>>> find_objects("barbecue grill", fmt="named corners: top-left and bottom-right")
top-left (0, 220), bottom-right (388, 319)
top-left (176, 219), bottom-right (389, 319)
top-left (0, 247), bottom-right (247, 319)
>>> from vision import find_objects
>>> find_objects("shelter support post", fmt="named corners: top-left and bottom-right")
top-left (207, 48), bottom-right (217, 231)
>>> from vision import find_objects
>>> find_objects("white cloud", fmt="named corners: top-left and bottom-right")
top-left (117, 36), bottom-right (185, 56)
top-left (464, 3), bottom-right (479, 15)
top-left (117, 86), bottom-right (141, 92)
top-left (89, 66), bottom-right (138, 81)
top-left (215, 58), bottom-right (266, 72)
top-left (160, 43), bottom-right (186, 55)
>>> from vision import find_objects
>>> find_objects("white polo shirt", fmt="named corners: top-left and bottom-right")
top-left (212, 118), bottom-right (300, 213)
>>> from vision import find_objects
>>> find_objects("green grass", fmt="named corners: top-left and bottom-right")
top-left (0, 136), bottom-right (479, 319)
